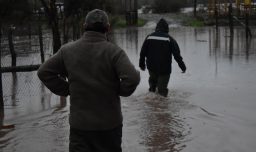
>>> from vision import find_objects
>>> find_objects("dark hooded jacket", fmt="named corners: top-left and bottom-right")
top-left (139, 19), bottom-right (186, 74)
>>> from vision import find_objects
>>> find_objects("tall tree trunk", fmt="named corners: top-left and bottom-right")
top-left (214, 0), bottom-right (218, 31)
top-left (0, 22), bottom-right (4, 122)
top-left (50, 0), bottom-right (61, 53)
top-left (8, 27), bottom-right (16, 67)
top-left (38, 22), bottom-right (45, 63)
top-left (194, 0), bottom-right (197, 17)
top-left (63, 17), bottom-right (68, 44)
top-left (39, 0), bottom-right (61, 54)
top-left (228, 2), bottom-right (233, 35)
top-left (52, 20), bottom-right (61, 54)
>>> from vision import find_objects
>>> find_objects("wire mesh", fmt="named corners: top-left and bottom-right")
top-left (1, 26), bottom-right (53, 108)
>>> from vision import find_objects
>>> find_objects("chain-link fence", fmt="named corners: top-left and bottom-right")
top-left (1, 25), bottom-right (53, 111)
top-left (1, 28), bottom-right (52, 67)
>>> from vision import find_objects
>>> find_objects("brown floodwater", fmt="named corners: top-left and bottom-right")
top-left (0, 25), bottom-right (256, 152)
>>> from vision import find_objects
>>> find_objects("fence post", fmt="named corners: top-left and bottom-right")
top-left (28, 22), bottom-right (32, 40)
top-left (236, 0), bottom-right (241, 16)
top-left (8, 26), bottom-right (16, 67)
top-left (214, 0), bottom-right (219, 31)
top-left (37, 12), bottom-right (45, 63)
top-left (194, 0), bottom-right (197, 17)
top-left (0, 23), bottom-right (4, 110)
top-left (245, 9), bottom-right (252, 39)
top-left (63, 17), bottom-right (68, 44)
top-left (72, 16), bottom-right (76, 40)
top-left (228, 2), bottom-right (234, 35)
top-left (245, 12), bottom-right (248, 39)
top-left (0, 24), bottom-right (7, 130)
top-left (125, 0), bottom-right (138, 26)
top-left (38, 23), bottom-right (45, 63)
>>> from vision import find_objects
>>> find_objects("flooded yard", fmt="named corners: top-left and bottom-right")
top-left (1, 25), bottom-right (256, 152)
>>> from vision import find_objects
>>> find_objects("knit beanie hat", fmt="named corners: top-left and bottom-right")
top-left (85, 9), bottom-right (109, 26)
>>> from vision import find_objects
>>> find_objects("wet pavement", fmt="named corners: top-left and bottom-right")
top-left (1, 25), bottom-right (256, 152)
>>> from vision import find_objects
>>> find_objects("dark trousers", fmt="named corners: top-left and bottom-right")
top-left (148, 71), bottom-right (170, 97)
top-left (69, 125), bottom-right (122, 152)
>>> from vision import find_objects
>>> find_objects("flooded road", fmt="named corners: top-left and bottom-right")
top-left (1, 25), bottom-right (256, 152)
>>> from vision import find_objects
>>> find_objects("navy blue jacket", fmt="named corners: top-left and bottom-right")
top-left (139, 31), bottom-right (186, 74)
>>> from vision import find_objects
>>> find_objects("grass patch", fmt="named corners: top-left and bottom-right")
top-left (110, 15), bottom-right (147, 28)
top-left (184, 17), bottom-right (205, 27)
top-left (110, 16), bottom-right (127, 28)
top-left (137, 18), bottom-right (147, 27)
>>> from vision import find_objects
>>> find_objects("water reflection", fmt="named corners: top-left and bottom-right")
top-left (40, 82), bottom-right (46, 110)
top-left (139, 95), bottom-right (189, 152)
top-left (206, 27), bottom-right (255, 78)
top-left (229, 34), bottom-right (234, 62)
top-left (0, 74), bottom-right (17, 131)
top-left (0, 78), bottom-right (67, 151)
top-left (215, 29), bottom-right (220, 77)
top-left (111, 28), bottom-right (139, 64)
top-left (11, 73), bottom-right (17, 107)
top-left (53, 97), bottom-right (67, 113)
top-left (245, 39), bottom-right (252, 61)
top-left (126, 28), bottom-right (139, 55)
top-left (0, 126), bottom-right (13, 149)
top-left (208, 27), bottom-right (255, 61)
top-left (0, 108), bottom-right (3, 129)
top-left (0, 26), bottom-right (255, 151)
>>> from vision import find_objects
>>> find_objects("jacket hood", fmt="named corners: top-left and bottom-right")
top-left (155, 18), bottom-right (169, 33)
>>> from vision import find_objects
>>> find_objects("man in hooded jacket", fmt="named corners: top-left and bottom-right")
top-left (139, 18), bottom-right (186, 97)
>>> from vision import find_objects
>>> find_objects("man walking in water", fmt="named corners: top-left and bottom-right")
top-left (38, 9), bottom-right (140, 152)
top-left (139, 18), bottom-right (186, 97)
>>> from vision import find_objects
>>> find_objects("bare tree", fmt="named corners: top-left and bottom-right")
top-left (39, 0), bottom-right (61, 54)
top-left (153, 0), bottom-right (185, 13)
